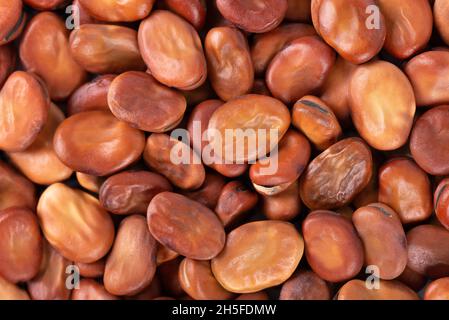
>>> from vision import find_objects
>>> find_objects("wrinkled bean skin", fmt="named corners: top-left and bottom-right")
top-left (68, 75), bottom-right (116, 115)
top-left (76, 173), bottom-right (104, 194)
top-left (54, 110), bottom-right (145, 177)
top-left (292, 96), bottom-right (342, 151)
top-left (99, 170), bottom-right (172, 215)
top-left (302, 211), bottom-right (364, 282)
top-left (72, 279), bottom-right (119, 300)
top-left (147, 192), bottom-right (225, 260)
top-left (37, 183), bottom-right (115, 263)
top-left (311, 0), bottom-right (386, 64)
top-left (179, 258), bottom-right (235, 300)
top-left (215, 181), bottom-right (258, 227)
top-left (266, 36), bottom-right (335, 104)
top-left (286, 0), bottom-right (311, 21)
top-left (0, 0), bottom-right (26, 46)
top-left (164, 0), bottom-right (206, 30)
top-left (300, 138), bottom-right (373, 210)
top-left (352, 203), bottom-right (408, 280)
top-left (24, 0), bottom-right (68, 10)
top-left (78, 0), bottom-right (155, 22)
top-left (216, 0), bottom-right (288, 33)
top-left (138, 10), bottom-right (207, 90)
top-left (0, 71), bottom-right (50, 152)
top-left (76, 259), bottom-right (105, 279)
top-left (378, 158), bottom-right (432, 224)
top-left (435, 178), bottom-right (449, 230)
top-left (70, 24), bottom-right (146, 75)
top-left (205, 27), bottom-right (254, 101)
top-left (435, 0), bottom-right (449, 46)
top-left (212, 221), bottom-right (304, 293)
top-left (182, 172), bottom-right (226, 210)
top-left (407, 225), bottom-right (449, 278)
top-left (0, 45), bottom-right (15, 88)
top-left (0, 275), bottom-right (30, 300)
top-left (0, 208), bottom-right (43, 283)
top-left (20, 12), bottom-right (87, 101)
top-left (424, 277), bottom-right (449, 300)
top-left (251, 23), bottom-right (316, 75)
top-left (262, 180), bottom-right (301, 221)
top-left (349, 61), bottom-right (416, 151)
top-left (108, 72), bottom-right (186, 132)
top-left (104, 215), bottom-right (157, 296)
top-left (337, 279), bottom-right (419, 300)
top-left (143, 134), bottom-right (205, 190)
top-left (405, 51), bottom-right (449, 106)
top-left (410, 105), bottom-right (449, 176)
top-left (279, 270), bottom-right (331, 300)
top-left (0, 160), bottom-right (36, 211)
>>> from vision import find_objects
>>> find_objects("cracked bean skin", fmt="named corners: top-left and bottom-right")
top-left (337, 279), bottom-right (419, 300)
top-left (182, 172), bottom-right (226, 210)
top-left (78, 0), bottom-right (155, 22)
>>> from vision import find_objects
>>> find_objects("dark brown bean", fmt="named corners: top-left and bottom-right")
top-left (286, 0), bottom-right (311, 21)
top-left (279, 270), bottom-right (331, 300)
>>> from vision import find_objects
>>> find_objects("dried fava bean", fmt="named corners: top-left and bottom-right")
top-left (349, 61), bottom-right (415, 151)
top-left (126, 277), bottom-right (161, 300)
top-left (156, 243), bottom-right (179, 266)
top-left (286, 0), bottom-right (311, 21)
top-left (397, 266), bottom-right (427, 292)
top-left (78, 0), bottom-right (154, 22)
top-left (138, 10), bottom-right (207, 90)
top-left (0, 275), bottom-right (30, 300)
top-left (8, 104), bottom-right (73, 185)
top-left (292, 96), bottom-right (342, 151)
top-left (182, 172), bottom-right (226, 210)
top-left (250, 130), bottom-right (311, 195)
top-left (70, 24), bottom-right (146, 75)
top-left (424, 277), bottom-right (449, 300)
top-left (0, 45), bottom-right (15, 87)
top-left (311, 0), bottom-right (386, 64)
top-left (108, 72), bottom-right (186, 132)
top-left (72, 279), bottom-right (119, 300)
top-left (37, 183), bottom-right (115, 263)
top-left (299, 138), bottom-right (373, 210)
top-left (179, 258), bottom-right (234, 300)
top-left (215, 181), bottom-right (258, 227)
top-left (435, 0), bottom-right (449, 46)
top-left (216, 0), bottom-right (287, 33)
top-left (212, 221), bottom-right (303, 293)
top-left (28, 241), bottom-right (72, 300)
top-left (410, 105), bottom-right (449, 176)
top-left (104, 215), bottom-right (157, 296)
top-left (164, 0), bottom-right (206, 30)
top-left (352, 165), bottom-right (378, 209)
top-left (182, 81), bottom-right (214, 107)
top-left (262, 180), bottom-right (301, 221)
top-left (99, 170), bottom-right (172, 215)
top-left (143, 134), bottom-right (205, 190)
top-left (404, 51), bottom-right (449, 106)
top-left (267, 36), bottom-right (335, 104)
top-left (68, 75), bottom-right (116, 115)
top-left (23, 0), bottom-right (67, 10)
top-left (279, 270), bottom-right (331, 300)
top-left (158, 258), bottom-right (185, 297)
top-left (0, 160), bottom-right (36, 211)
top-left (147, 192), bottom-right (225, 260)
top-left (407, 225), bottom-right (449, 278)
top-left (435, 178), bottom-right (449, 230)
top-left (76, 173), bottom-right (104, 194)
top-left (378, 158), bottom-right (432, 224)
top-left (205, 27), bottom-right (254, 101)
top-left (337, 279), bottom-right (419, 300)
top-left (377, 0), bottom-right (432, 59)
top-left (302, 211), bottom-right (364, 282)
top-left (73, 0), bottom-right (97, 25)
top-left (0, 208), bottom-right (42, 283)
top-left (76, 259), bottom-right (105, 279)
top-left (54, 110), bottom-right (145, 177)
top-left (20, 12), bottom-right (86, 101)
top-left (352, 203), bottom-right (407, 280)
top-left (0, 0), bottom-right (26, 46)
top-left (0, 71), bottom-right (50, 152)
top-left (208, 94), bottom-right (291, 163)
top-left (251, 23), bottom-right (316, 75)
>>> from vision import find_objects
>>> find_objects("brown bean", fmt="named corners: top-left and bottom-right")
top-left (72, 279), bottom-right (119, 300)
top-left (157, 258), bottom-right (185, 297)
top-left (54, 110), bottom-right (145, 177)
top-left (0, 45), bottom-right (15, 87)
top-left (0, 71), bottom-right (50, 152)
top-left (352, 203), bottom-right (407, 280)
top-left (76, 259), bottom-right (105, 279)
top-left (104, 215), bottom-right (157, 296)
top-left (216, 0), bottom-right (287, 33)
top-left (0, 0), bottom-right (26, 46)
top-left (236, 292), bottom-right (269, 300)
top-left (182, 171), bottom-right (226, 210)
top-left (164, 0), bottom-right (206, 30)
top-left (143, 133), bottom-right (205, 190)
top-left (126, 277), bottom-right (161, 300)
top-left (108, 71), bottom-right (186, 132)
top-left (0, 207), bottom-right (42, 283)
top-left (262, 180), bottom-right (301, 221)
top-left (303, 210), bottom-right (364, 282)
top-left (349, 61), bottom-right (416, 151)
top-left (352, 165), bottom-right (378, 209)
top-left (182, 81), bottom-right (214, 107)
top-left (410, 105), bottom-right (449, 176)
top-left (147, 192), bottom-right (225, 260)
top-left (397, 266), bottom-right (427, 292)
top-left (378, 158), bottom-right (432, 224)
top-left (434, 0), bottom-right (449, 46)
top-left (76, 172), bottom-right (104, 194)
top-left (37, 183), bottom-right (115, 263)
top-left (337, 279), bottom-right (419, 300)
top-left (100, 171), bottom-right (172, 215)
top-left (424, 277), bottom-right (449, 300)
top-left (156, 243), bottom-right (179, 266)
top-left (266, 36), bottom-right (335, 104)
top-left (212, 221), bottom-right (303, 293)
top-left (292, 96), bottom-right (342, 151)
top-left (0, 275), bottom-right (30, 300)
top-left (20, 12), bottom-right (86, 101)
top-left (300, 138), bottom-right (373, 210)
top-left (311, 0), bottom-right (386, 64)
top-left (73, 0), bottom-right (97, 25)
top-left (435, 178), bottom-right (449, 230)
top-left (23, 0), bottom-right (67, 10)
top-left (279, 270), bottom-right (331, 300)
top-left (138, 10), bottom-right (207, 90)
top-left (0, 160), bottom-right (36, 211)
top-left (78, 0), bottom-right (155, 22)
top-left (179, 258), bottom-right (234, 300)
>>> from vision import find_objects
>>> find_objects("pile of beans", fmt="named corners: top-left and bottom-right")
top-left (1, 0), bottom-right (449, 301)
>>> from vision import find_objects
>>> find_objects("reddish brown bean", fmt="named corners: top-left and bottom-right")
top-left (286, 0), bottom-right (311, 21)
top-left (76, 259), bottom-right (105, 279)
top-left (23, 0), bottom-right (67, 10)
top-left (182, 172), bottom-right (226, 210)
top-left (126, 277), bottom-right (161, 300)
top-left (78, 0), bottom-right (154, 22)
top-left (73, 0), bottom-right (97, 25)
top-left (0, 160), bottom-right (36, 211)
top-left (262, 180), bottom-right (301, 221)
top-left (0, 275), bottom-right (30, 300)
top-left (435, 178), bottom-right (449, 230)
top-left (0, 0), bottom-right (26, 46)
top-left (157, 258), bottom-right (185, 297)
top-left (54, 110), bottom-right (145, 177)
top-left (251, 79), bottom-right (271, 96)
top-left (337, 279), bottom-right (419, 300)
top-left (164, 0), bottom-right (206, 30)
top-left (424, 277), bottom-right (449, 300)
top-left (147, 192), bottom-right (225, 260)
top-left (72, 279), bottom-right (119, 300)
top-left (76, 172), bottom-right (104, 194)
top-left (156, 243), bottom-right (179, 266)
top-left (0, 45), bottom-right (15, 87)
top-left (397, 266), bottom-right (427, 292)
top-left (435, 0), bottom-right (449, 46)
top-left (279, 270), bottom-right (331, 300)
